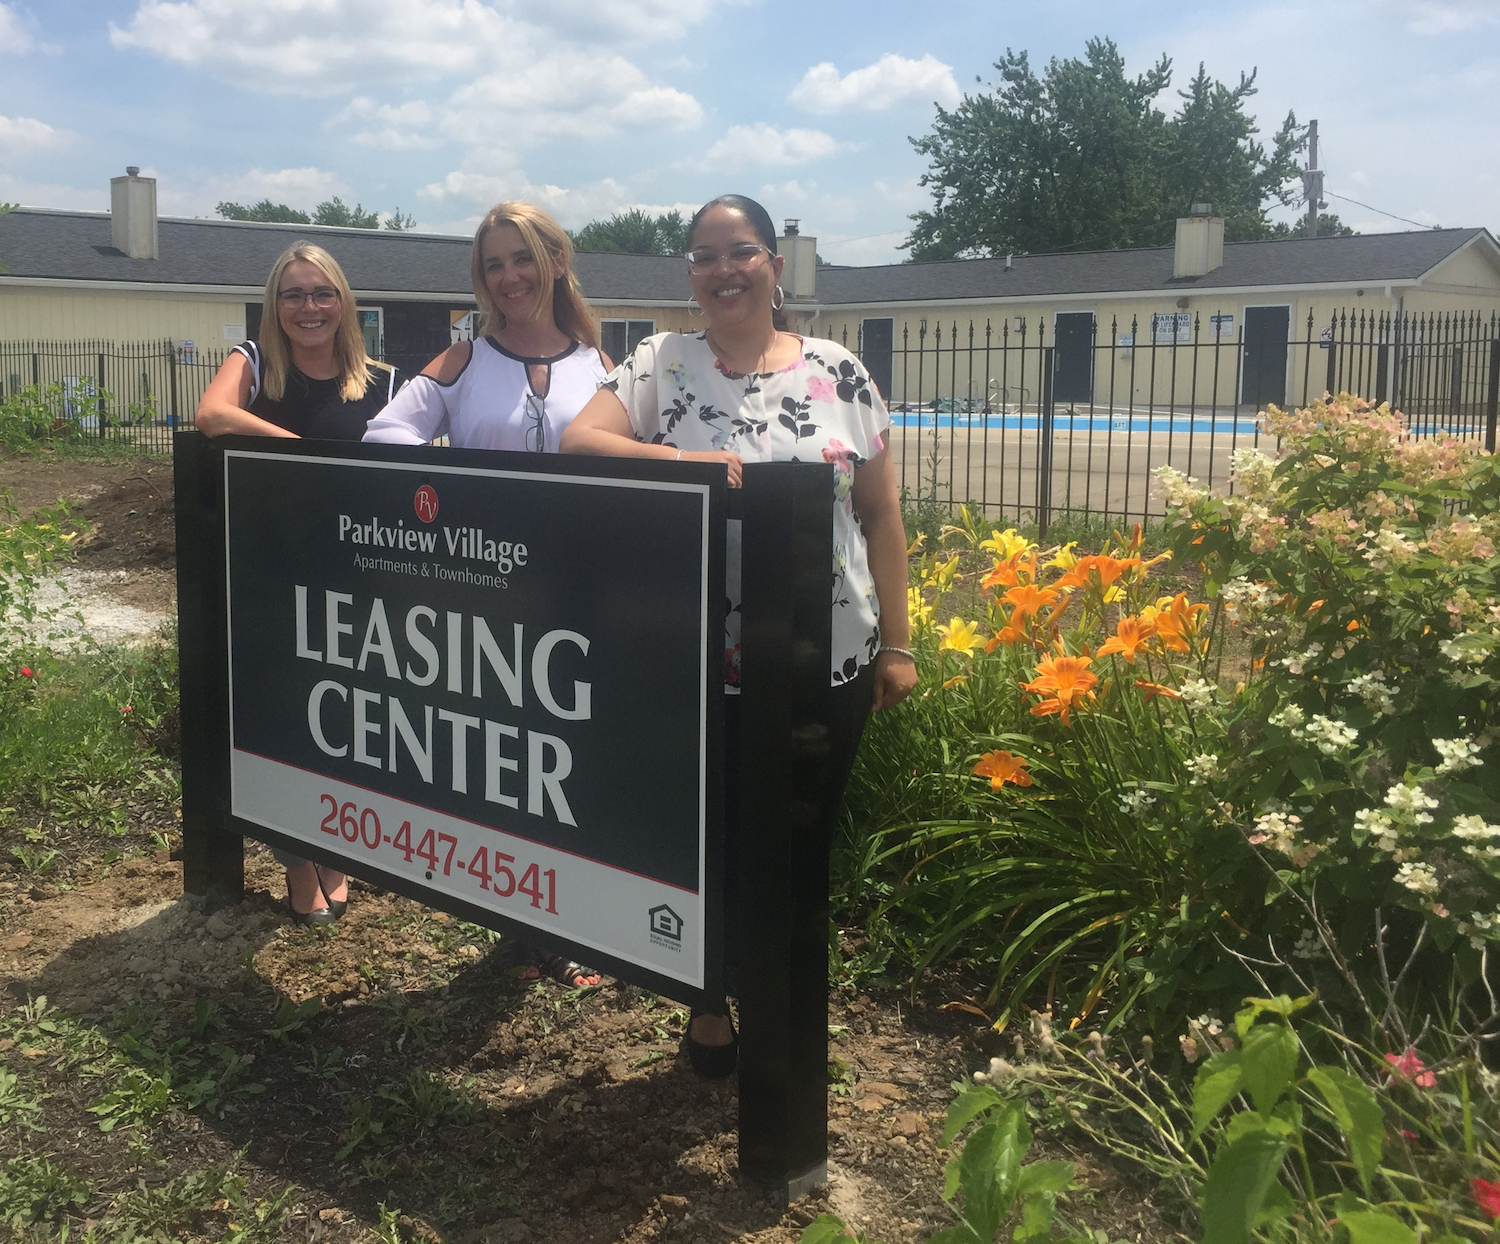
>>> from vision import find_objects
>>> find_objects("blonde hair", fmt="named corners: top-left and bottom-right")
top-left (258, 243), bottom-right (373, 403)
top-left (470, 202), bottom-right (600, 352)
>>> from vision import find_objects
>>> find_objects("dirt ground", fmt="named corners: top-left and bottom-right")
top-left (0, 453), bottom-right (1177, 1244)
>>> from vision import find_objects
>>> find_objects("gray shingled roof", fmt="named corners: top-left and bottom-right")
top-left (0, 208), bottom-right (694, 302)
top-left (0, 207), bottom-right (1490, 305)
top-left (813, 228), bottom-right (1496, 304)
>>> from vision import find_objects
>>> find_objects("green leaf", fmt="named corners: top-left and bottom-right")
top-left (953, 1104), bottom-right (1030, 1242)
top-left (1016, 1160), bottom-right (1075, 1198)
top-left (1254, 1181), bottom-right (1296, 1228)
top-left (799, 1214), bottom-right (865, 1244)
top-left (1199, 1130), bottom-right (1290, 1244)
top-left (941, 1082), bottom-right (1005, 1146)
top-left (1238, 1022), bottom-right (1300, 1115)
top-left (942, 1155), bottom-right (962, 1202)
top-left (1340, 1211), bottom-right (1417, 1244)
top-left (1192, 1060), bottom-right (1244, 1136)
top-left (1015, 1192), bottom-right (1059, 1241)
top-left (1306, 1067), bottom-right (1383, 1194)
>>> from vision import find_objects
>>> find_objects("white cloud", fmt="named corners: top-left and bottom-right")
top-left (0, 173), bottom-right (104, 212)
top-left (331, 97), bottom-right (439, 150)
top-left (0, 2), bottom-right (33, 53)
top-left (1370, 0), bottom-right (1500, 31)
top-left (151, 166), bottom-right (352, 217)
top-left (0, 114), bottom-right (73, 154)
top-left (110, 0), bottom-right (519, 94)
top-left (704, 123), bottom-right (837, 167)
top-left (448, 55), bottom-right (701, 144)
top-left (790, 53), bottom-right (960, 113)
top-left (417, 166), bottom-right (637, 229)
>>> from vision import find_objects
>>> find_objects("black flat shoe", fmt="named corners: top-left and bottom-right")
top-left (683, 1011), bottom-right (738, 1078)
top-left (316, 866), bottom-right (348, 920)
top-left (284, 894), bottom-right (336, 927)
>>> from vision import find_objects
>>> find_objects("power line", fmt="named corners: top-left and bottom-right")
top-left (1324, 190), bottom-right (1439, 231)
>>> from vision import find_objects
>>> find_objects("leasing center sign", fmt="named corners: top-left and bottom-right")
top-left (222, 446), bottom-right (721, 991)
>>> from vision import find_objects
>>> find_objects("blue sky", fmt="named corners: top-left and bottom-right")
top-left (2, 0), bottom-right (1496, 264)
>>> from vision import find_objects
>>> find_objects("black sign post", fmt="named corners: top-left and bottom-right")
top-left (176, 434), bottom-right (834, 1204)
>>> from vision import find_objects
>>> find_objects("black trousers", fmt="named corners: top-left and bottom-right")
top-left (713, 665), bottom-right (873, 1006)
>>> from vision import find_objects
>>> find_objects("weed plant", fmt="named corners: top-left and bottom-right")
top-left (0, 382), bottom-right (165, 462)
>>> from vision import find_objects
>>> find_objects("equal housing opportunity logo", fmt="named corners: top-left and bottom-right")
top-left (648, 904), bottom-right (683, 952)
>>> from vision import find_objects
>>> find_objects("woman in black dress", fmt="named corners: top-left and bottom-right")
top-left (197, 241), bottom-right (404, 924)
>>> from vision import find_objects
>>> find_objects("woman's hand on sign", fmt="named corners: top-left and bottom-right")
top-left (871, 649), bottom-right (917, 712)
top-left (680, 449), bottom-right (744, 487)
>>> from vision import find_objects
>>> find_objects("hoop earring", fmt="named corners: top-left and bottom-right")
top-left (771, 285), bottom-right (785, 311)
top-left (687, 295), bottom-right (704, 320)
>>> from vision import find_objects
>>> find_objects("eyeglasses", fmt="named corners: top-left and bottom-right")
top-left (684, 243), bottom-right (771, 274)
top-left (524, 392), bottom-right (546, 452)
top-left (277, 286), bottom-right (340, 308)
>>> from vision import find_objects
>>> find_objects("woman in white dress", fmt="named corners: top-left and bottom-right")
top-left (367, 202), bottom-right (608, 988)
top-left (364, 201), bottom-right (611, 454)
top-left (561, 194), bottom-right (918, 1073)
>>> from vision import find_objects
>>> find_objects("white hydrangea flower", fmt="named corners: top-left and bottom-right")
top-left (1452, 814), bottom-right (1500, 840)
top-left (1193, 1014), bottom-right (1225, 1037)
top-left (1302, 715), bottom-right (1359, 755)
top-left (1395, 861), bottom-right (1440, 896)
top-left (1119, 787), bottom-right (1156, 816)
top-left (1355, 808), bottom-right (1400, 853)
top-left (1363, 527), bottom-right (1419, 571)
top-left (1186, 753), bottom-right (1221, 785)
top-left (1154, 464), bottom-right (1206, 513)
top-left (1180, 678), bottom-right (1217, 712)
top-left (1229, 448), bottom-right (1276, 496)
top-left (1347, 671), bottom-right (1397, 715)
top-left (1269, 704), bottom-right (1306, 730)
top-left (1434, 736), bottom-right (1484, 775)
top-left (1385, 783), bottom-right (1438, 823)
top-left (1251, 810), bottom-right (1301, 854)
top-left (1278, 643), bottom-right (1324, 675)
top-left (1292, 927), bottom-right (1329, 961)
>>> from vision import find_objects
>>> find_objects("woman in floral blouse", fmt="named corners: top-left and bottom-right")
top-left (561, 194), bottom-right (917, 1075)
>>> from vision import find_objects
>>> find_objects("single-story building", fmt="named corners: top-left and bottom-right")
top-left (2, 170), bottom-right (1496, 415)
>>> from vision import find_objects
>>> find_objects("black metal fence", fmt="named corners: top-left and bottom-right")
top-left (829, 308), bottom-right (1500, 532)
top-left (0, 338), bottom-right (226, 454)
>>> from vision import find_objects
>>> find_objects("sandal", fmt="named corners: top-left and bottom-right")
top-left (683, 1007), bottom-right (738, 1078)
top-left (285, 865), bottom-right (335, 927)
top-left (495, 939), bottom-right (541, 981)
top-left (538, 953), bottom-right (602, 988)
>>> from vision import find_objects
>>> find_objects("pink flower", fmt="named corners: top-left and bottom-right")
top-left (1383, 1048), bottom-right (1436, 1088)
top-left (19, 668), bottom-right (32, 678)
top-left (806, 375), bottom-right (837, 403)
top-left (120, 705), bottom-right (134, 714)
top-left (1473, 1178), bottom-right (1500, 1221)
top-left (822, 437), bottom-right (855, 473)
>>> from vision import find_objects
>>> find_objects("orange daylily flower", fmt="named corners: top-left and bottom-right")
top-left (1051, 554), bottom-right (1142, 594)
top-left (1003, 584), bottom-right (1061, 617)
top-left (1150, 593), bottom-right (1209, 653)
top-left (981, 551), bottom-right (1037, 593)
top-left (1134, 679), bottom-right (1182, 702)
top-left (1096, 615), bottom-right (1157, 663)
top-left (1021, 654), bottom-right (1099, 726)
top-left (973, 749), bottom-right (1033, 789)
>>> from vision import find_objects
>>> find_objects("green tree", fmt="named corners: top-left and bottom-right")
top-left (905, 38), bottom-right (1301, 259)
top-left (384, 208), bottom-right (418, 231)
top-left (572, 209), bottom-right (689, 256)
top-left (216, 199), bottom-right (311, 224)
top-left (311, 197), bottom-right (380, 229)
top-left (1267, 211), bottom-right (1357, 239)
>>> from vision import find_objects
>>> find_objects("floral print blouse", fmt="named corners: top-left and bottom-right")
top-left (604, 331), bottom-right (890, 690)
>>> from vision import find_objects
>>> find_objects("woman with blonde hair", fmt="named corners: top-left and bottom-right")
top-left (363, 200), bottom-right (611, 452)
top-left (197, 241), bottom-right (403, 440)
top-left (197, 241), bottom-right (406, 925)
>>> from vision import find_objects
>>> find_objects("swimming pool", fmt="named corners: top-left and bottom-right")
top-left (888, 410), bottom-right (1264, 435)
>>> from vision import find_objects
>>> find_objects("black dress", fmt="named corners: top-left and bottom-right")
top-left (232, 340), bottom-right (404, 439)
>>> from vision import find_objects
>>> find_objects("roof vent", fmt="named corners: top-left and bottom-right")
top-left (1174, 209), bottom-right (1224, 278)
top-left (110, 167), bottom-right (157, 260)
top-left (776, 221), bottom-right (816, 301)
top-left (1005, 253), bottom-right (1013, 271)
top-left (783, 218), bottom-right (800, 236)
top-left (1190, 202), bottom-right (1213, 216)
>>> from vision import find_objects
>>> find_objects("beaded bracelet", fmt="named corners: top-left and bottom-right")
top-left (878, 645), bottom-right (916, 662)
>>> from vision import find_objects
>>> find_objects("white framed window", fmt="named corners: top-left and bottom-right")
top-left (601, 319), bottom-right (655, 362)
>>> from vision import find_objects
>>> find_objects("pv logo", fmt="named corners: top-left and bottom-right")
top-left (413, 484), bottom-right (439, 523)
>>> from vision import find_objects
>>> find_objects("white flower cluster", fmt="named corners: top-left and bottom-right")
top-left (1292, 927), bottom-right (1329, 961)
top-left (1355, 808), bottom-right (1400, 853)
top-left (1434, 736), bottom-right (1484, 775)
top-left (1154, 464), bottom-right (1206, 515)
top-left (1267, 704), bottom-right (1358, 754)
top-left (1302, 715), bottom-right (1359, 756)
top-left (1253, 810), bottom-right (1301, 854)
top-left (1386, 782), bottom-right (1439, 821)
top-left (1220, 578), bottom-right (1276, 624)
top-left (1452, 814), bottom-right (1500, 859)
top-left (1395, 861), bottom-right (1440, 896)
top-left (1180, 678), bottom-right (1217, 712)
top-left (1186, 753), bottom-right (1221, 785)
top-left (1438, 631), bottom-right (1496, 666)
top-left (1362, 526), bottom-right (1420, 571)
top-left (1347, 670), bottom-right (1397, 715)
top-left (1458, 910), bottom-right (1500, 949)
top-left (1119, 787), bottom-right (1156, 816)
top-left (1269, 704), bottom-right (1305, 730)
top-left (1229, 448), bottom-right (1276, 496)
top-left (1278, 643), bottom-right (1324, 675)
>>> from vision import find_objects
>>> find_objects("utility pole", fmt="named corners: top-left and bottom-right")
top-left (1302, 120), bottom-right (1325, 239)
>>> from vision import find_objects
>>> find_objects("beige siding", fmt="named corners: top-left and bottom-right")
top-left (588, 303), bottom-right (697, 336)
top-left (0, 285), bottom-right (249, 344)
